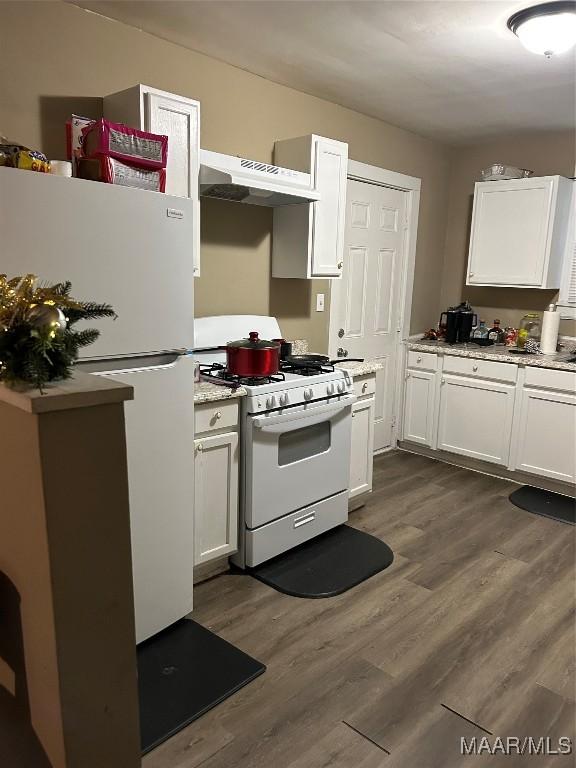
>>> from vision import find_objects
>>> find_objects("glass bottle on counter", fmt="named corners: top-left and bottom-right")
top-left (472, 320), bottom-right (488, 340)
top-left (487, 319), bottom-right (506, 344)
top-left (517, 313), bottom-right (541, 349)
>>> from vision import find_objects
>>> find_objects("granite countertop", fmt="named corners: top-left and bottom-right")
top-left (408, 339), bottom-right (576, 372)
top-left (334, 359), bottom-right (383, 377)
top-left (194, 380), bottom-right (247, 404)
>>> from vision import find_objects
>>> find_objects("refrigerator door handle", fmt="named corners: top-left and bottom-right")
top-left (76, 352), bottom-right (184, 376)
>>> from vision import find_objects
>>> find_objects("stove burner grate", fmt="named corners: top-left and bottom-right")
top-left (199, 363), bottom-right (286, 387)
top-left (280, 362), bottom-right (336, 376)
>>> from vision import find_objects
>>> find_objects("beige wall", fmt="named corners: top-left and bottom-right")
top-left (0, 0), bottom-right (451, 352)
top-left (442, 131), bottom-right (576, 337)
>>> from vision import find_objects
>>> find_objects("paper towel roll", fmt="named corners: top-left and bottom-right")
top-left (540, 304), bottom-right (560, 355)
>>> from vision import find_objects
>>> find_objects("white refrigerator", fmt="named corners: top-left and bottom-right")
top-left (0, 167), bottom-right (196, 642)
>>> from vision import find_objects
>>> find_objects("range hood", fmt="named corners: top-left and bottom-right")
top-left (199, 149), bottom-right (320, 207)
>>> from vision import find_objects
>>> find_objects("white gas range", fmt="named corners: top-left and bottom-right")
top-left (194, 316), bottom-right (356, 569)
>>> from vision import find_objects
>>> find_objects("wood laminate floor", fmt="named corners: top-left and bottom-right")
top-left (145, 451), bottom-right (576, 768)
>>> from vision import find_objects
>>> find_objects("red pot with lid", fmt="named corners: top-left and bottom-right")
top-left (226, 332), bottom-right (280, 377)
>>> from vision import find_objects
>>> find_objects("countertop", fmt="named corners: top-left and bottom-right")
top-left (194, 380), bottom-right (247, 405)
top-left (334, 359), bottom-right (384, 377)
top-left (407, 339), bottom-right (576, 372)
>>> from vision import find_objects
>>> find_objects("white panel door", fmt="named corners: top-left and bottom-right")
top-left (438, 374), bottom-right (515, 465)
top-left (91, 354), bottom-right (195, 643)
top-left (146, 93), bottom-right (201, 277)
top-left (331, 179), bottom-right (407, 451)
top-left (515, 388), bottom-right (576, 483)
top-left (403, 369), bottom-right (436, 446)
top-left (194, 431), bottom-right (239, 564)
top-left (350, 397), bottom-right (375, 498)
top-left (467, 178), bottom-right (554, 286)
top-left (0, 168), bottom-right (195, 357)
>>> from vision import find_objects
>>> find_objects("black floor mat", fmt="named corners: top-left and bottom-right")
top-left (138, 619), bottom-right (265, 754)
top-left (248, 524), bottom-right (394, 598)
top-left (509, 485), bottom-right (575, 525)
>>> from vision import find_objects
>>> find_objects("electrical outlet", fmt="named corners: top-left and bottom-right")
top-left (316, 293), bottom-right (325, 312)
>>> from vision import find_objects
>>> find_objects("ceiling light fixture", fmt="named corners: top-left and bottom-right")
top-left (507, 1), bottom-right (576, 57)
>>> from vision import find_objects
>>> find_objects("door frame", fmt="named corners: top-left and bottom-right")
top-left (328, 159), bottom-right (421, 452)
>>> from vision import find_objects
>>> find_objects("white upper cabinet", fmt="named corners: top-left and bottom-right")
top-left (104, 85), bottom-right (201, 277)
top-left (272, 134), bottom-right (348, 278)
top-left (466, 176), bottom-right (573, 288)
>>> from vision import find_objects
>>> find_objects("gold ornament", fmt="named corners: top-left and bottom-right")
top-left (0, 274), bottom-right (79, 332)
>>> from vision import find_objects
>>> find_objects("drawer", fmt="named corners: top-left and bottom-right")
top-left (244, 491), bottom-right (348, 567)
top-left (195, 400), bottom-right (239, 435)
top-left (354, 374), bottom-right (376, 398)
top-left (525, 366), bottom-right (576, 393)
top-left (407, 350), bottom-right (438, 371)
top-left (443, 355), bottom-right (517, 383)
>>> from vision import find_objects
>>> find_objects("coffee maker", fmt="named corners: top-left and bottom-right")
top-left (439, 302), bottom-right (477, 344)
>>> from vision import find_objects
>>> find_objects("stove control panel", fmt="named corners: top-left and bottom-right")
top-left (244, 371), bottom-right (354, 414)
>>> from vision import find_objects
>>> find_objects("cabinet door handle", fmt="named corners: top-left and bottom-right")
top-left (197, 443), bottom-right (203, 451)
top-left (337, 261), bottom-right (343, 270)
top-left (469, 272), bottom-right (475, 277)
top-left (441, 378), bottom-right (446, 385)
top-left (406, 372), bottom-right (411, 379)
top-left (362, 382), bottom-right (368, 392)
top-left (215, 411), bottom-right (222, 419)
top-left (417, 356), bottom-right (422, 363)
top-left (472, 365), bottom-right (478, 372)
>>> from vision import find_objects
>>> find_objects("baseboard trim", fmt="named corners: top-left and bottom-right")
top-left (397, 441), bottom-right (575, 498)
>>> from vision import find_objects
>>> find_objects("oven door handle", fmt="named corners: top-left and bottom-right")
top-left (252, 395), bottom-right (356, 433)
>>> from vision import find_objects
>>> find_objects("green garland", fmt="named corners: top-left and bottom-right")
top-left (0, 274), bottom-right (116, 390)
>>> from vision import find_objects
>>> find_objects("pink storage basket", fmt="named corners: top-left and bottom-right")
top-left (81, 119), bottom-right (168, 170)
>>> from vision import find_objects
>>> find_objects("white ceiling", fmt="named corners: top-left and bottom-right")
top-left (69, 0), bottom-right (576, 144)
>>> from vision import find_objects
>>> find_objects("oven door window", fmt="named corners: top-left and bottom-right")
top-left (278, 421), bottom-right (331, 466)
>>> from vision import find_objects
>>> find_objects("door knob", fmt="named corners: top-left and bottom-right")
top-left (337, 261), bottom-right (343, 269)
top-left (337, 347), bottom-right (348, 358)
top-left (338, 328), bottom-right (345, 338)
top-left (197, 443), bottom-right (203, 451)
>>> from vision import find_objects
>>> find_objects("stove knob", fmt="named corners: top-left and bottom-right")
top-left (304, 388), bottom-right (314, 401)
top-left (266, 395), bottom-right (277, 409)
top-left (280, 392), bottom-right (289, 406)
top-left (327, 382), bottom-right (335, 395)
top-left (337, 381), bottom-right (346, 394)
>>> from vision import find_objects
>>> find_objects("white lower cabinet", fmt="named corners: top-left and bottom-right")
top-left (402, 347), bottom-right (576, 485)
top-left (515, 387), bottom-right (576, 483)
top-left (403, 369), bottom-right (437, 446)
top-left (349, 374), bottom-right (376, 499)
top-left (350, 396), bottom-right (375, 498)
top-left (437, 374), bottom-right (515, 465)
top-left (194, 402), bottom-right (240, 565)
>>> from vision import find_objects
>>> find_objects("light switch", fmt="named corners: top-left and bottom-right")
top-left (316, 293), bottom-right (325, 312)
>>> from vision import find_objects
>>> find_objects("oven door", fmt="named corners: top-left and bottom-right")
top-left (244, 394), bottom-right (355, 529)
